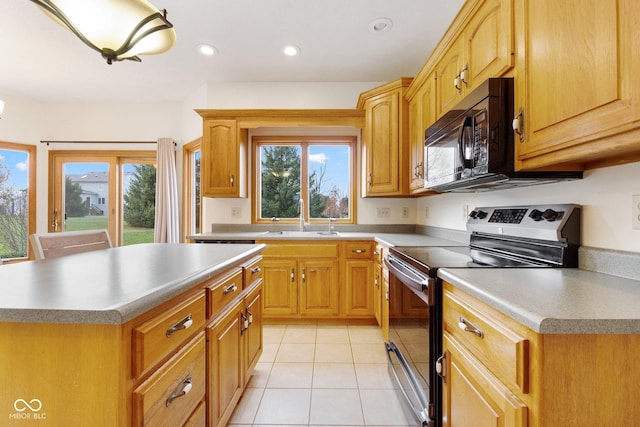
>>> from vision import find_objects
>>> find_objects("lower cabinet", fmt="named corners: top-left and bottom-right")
top-left (442, 333), bottom-right (528, 427)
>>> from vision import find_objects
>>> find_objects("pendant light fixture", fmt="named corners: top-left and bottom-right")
top-left (28, 0), bottom-right (176, 64)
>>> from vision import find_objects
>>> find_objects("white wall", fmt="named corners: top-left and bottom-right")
top-left (416, 162), bottom-right (640, 253)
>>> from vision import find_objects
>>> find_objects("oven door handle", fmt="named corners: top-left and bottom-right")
top-left (386, 342), bottom-right (431, 425)
top-left (384, 257), bottom-right (435, 306)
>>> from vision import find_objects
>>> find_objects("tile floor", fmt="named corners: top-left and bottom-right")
top-left (227, 324), bottom-right (415, 427)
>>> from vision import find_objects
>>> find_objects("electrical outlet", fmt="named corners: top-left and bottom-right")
top-left (462, 204), bottom-right (469, 220)
top-left (231, 207), bottom-right (242, 218)
top-left (401, 207), bottom-right (409, 218)
top-left (376, 207), bottom-right (390, 218)
top-left (633, 195), bottom-right (640, 230)
top-left (424, 207), bottom-right (429, 218)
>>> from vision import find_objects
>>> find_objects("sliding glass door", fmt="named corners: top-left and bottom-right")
top-left (49, 151), bottom-right (155, 246)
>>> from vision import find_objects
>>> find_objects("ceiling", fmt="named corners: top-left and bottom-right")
top-left (1, 0), bottom-right (464, 104)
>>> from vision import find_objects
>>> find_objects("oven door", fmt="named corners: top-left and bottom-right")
top-left (385, 255), bottom-right (439, 427)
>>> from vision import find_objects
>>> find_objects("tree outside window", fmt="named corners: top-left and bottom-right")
top-left (255, 137), bottom-right (354, 223)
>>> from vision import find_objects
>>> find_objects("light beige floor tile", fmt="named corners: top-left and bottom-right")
top-left (312, 363), bottom-right (358, 388)
top-left (359, 389), bottom-right (415, 426)
top-left (263, 325), bottom-right (287, 343)
top-left (348, 326), bottom-right (385, 344)
top-left (247, 362), bottom-right (272, 388)
top-left (254, 388), bottom-right (311, 425)
top-left (316, 326), bottom-right (350, 344)
top-left (276, 343), bottom-right (316, 363)
top-left (267, 362), bottom-right (314, 388)
top-left (260, 343), bottom-right (280, 363)
top-left (354, 364), bottom-right (395, 389)
top-left (282, 324), bottom-right (318, 343)
top-left (351, 343), bottom-right (388, 363)
top-left (315, 342), bottom-right (354, 363)
top-left (228, 387), bottom-right (264, 424)
top-left (310, 388), bottom-right (364, 425)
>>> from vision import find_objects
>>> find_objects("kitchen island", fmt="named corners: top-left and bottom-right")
top-left (0, 243), bottom-right (265, 427)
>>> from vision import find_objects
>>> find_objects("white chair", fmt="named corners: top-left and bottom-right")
top-left (30, 229), bottom-right (112, 260)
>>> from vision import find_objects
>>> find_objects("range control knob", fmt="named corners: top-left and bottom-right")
top-left (528, 209), bottom-right (543, 221)
top-left (541, 208), bottom-right (559, 222)
top-left (469, 210), bottom-right (478, 219)
top-left (476, 210), bottom-right (488, 219)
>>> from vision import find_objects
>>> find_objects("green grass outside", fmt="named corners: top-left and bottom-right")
top-left (65, 216), bottom-right (154, 246)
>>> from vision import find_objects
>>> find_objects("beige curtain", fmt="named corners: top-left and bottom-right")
top-left (154, 137), bottom-right (179, 243)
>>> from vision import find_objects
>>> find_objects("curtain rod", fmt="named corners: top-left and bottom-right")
top-left (40, 140), bottom-right (175, 146)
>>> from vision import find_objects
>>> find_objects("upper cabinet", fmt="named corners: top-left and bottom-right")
top-left (201, 119), bottom-right (248, 198)
top-left (357, 78), bottom-right (412, 197)
top-left (514, 0), bottom-right (640, 169)
top-left (436, 0), bottom-right (514, 118)
top-left (407, 72), bottom-right (437, 195)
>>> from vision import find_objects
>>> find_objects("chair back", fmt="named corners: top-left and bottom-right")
top-left (30, 229), bottom-right (112, 260)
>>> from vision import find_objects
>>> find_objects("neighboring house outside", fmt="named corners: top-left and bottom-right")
top-left (67, 172), bottom-right (133, 216)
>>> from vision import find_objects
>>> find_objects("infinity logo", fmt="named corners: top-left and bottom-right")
top-left (13, 399), bottom-right (42, 412)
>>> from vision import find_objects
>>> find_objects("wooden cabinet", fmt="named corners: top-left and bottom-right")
top-left (407, 72), bottom-right (437, 195)
top-left (260, 241), bottom-right (340, 319)
top-left (442, 280), bottom-right (640, 426)
top-left (201, 119), bottom-right (248, 197)
top-left (514, 0), bottom-right (640, 169)
top-left (242, 284), bottom-right (263, 385)
top-left (436, 0), bottom-right (514, 118)
top-left (357, 78), bottom-right (412, 197)
top-left (375, 243), bottom-right (390, 339)
top-left (343, 241), bottom-right (374, 317)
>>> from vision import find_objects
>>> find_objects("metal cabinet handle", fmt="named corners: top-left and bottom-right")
top-left (166, 375), bottom-right (192, 407)
top-left (436, 353), bottom-right (447, 383)
top-left (223, 284), bottom-right (238, 295)
top-left (291, 268), bottom-right (295, 282)
top-left (251, 266), bottom-right (261, 273)
top-left (351, 249), bottom-right (367, 254)
top-left (230, 174), bottom-right (235, 187)
top-left (513, 107), bottom-right (525, 142)
top-left (458, 316), bottom-right (484, 338)
top-left (240, 311), bottom-right (249, 334)
top-left (454, 75), bottom-right (462, 92)
top-left (302, 268), bottom-right (306, 283)
top-left (459, 66), bottom-right (468, 85)
top-left (246, 308), bottom-right (253, 325)
top-left (166, 314), bottom-right (193, 337)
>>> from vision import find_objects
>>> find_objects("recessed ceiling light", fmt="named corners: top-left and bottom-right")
top-left (369, 18), bottom-right (393, 34)
top-left (282, 45), bottom-right (300, 56)
top-left (198, 44), bottom-right (217, 56)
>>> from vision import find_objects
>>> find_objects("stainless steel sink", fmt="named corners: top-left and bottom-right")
top-left (259, 231), bottom-right (340, 237)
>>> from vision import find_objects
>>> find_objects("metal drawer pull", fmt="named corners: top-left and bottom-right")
top-left (351, 249), bottom-right (366, 253)
top-left (436, 353), bottom-right (447, 382)
top-left (241, 312), bottom-right (249, 333)
top-left (458, 316), bottom-right (484, 338)
top-left (223, 284), bottom-right (238, 295)
top-left (166, 375), bottom-right (192, 407)
top-left (246, 308), bottom-right (253, 325)
top-left (251, 266), bottom-right (261, 273)
top-left (166, 314), bottom-right (193, 337)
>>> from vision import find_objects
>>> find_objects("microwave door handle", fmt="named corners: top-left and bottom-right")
top-left (458, 116), bottom-right (475, 169)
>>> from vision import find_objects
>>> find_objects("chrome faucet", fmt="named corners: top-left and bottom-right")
top-left (298, 199), bottom-right (306, 232)
top-left (327, 217), bottom-right (336, 234)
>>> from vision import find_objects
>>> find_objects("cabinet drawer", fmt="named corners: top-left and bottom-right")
top-left (345, 242), bottom-right (373, 260)
top-left (133, 292), bottom-right (206, 378)
top-left (243, 257), bottom-right (263, 288)
top-left (208, 268), bottom-right (243, 317)
top-left (261, 243), bottom-right (339, 258)
top-left (133, 333), bottom-right (206, 427)
top-left (443, 289), bottom-right (529, 393)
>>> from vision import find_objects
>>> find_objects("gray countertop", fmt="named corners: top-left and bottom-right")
top-left (438, 267), bottom-right (640, 334)
top-left (188, 231), bottom-right (465, 248)
top-left (0, 243), bottom-right (265, 325)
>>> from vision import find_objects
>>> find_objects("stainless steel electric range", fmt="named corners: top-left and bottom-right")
top-left (384, 204), bottom-right (581, 427)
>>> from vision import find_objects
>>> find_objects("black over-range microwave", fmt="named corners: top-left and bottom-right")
top-left (424, 77), bottom-right (582, 192)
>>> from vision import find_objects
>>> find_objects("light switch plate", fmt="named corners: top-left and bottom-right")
top-left (632, 195), bottom-right (640, 230)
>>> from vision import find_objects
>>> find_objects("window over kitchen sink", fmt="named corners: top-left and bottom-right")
top-left (253, 136), bottom-right (355, 224)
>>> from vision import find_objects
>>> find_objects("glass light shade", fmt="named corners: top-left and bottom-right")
top-left (0, 100), bottom-right (4, 115)
top-left (31, 0), bottom-right (176, 63)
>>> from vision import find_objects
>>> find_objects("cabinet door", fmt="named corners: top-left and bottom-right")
top-left (373, 262), bottom-right (382, 325)
top-left (262, 258), bottom-right (297, 317)
top-left (515, 0), bottom-right (640, 168)
top-left (464, 0), bottom-right (514, 91)
top-left (299, 259), bottom-right (340, 316)
top-left (409, 73), bottom-right (438, 194)
top-left (436, 36), bottom-right (466, 118)
top-left (208, 303), bottom-right (243, 427)
top-left (364, 91), bottom-right (401, 195)
top-left (442, 333), bottom-right (527, 427)
top-left (243, 285), bottom-right (263, 386)
top-left (344, 260), bottom-right (374, 317)
top-left (202, 119), bottom-right (244, 197)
